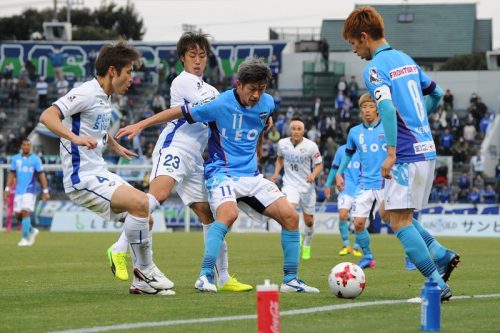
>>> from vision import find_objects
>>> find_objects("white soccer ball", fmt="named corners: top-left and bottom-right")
top-left (328, 262), bottom-right (366, 299)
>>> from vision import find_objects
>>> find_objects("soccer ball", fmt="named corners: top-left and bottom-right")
top-left (328, 262), bottom-right (366, 299)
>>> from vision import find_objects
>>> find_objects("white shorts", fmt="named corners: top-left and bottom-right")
top-left (206, 174), bottom-right (284, 214)
top-left (66, 171), bottom-right (130, 221)
top-left (151, 147), bottom-right (207, 205)
top-left (14, 193), bottom-right (36, 213)
top-left (384, 160), bottom-right (435, 211)
top-left (282, 185), bottom-right (316, 215)
top-left (351, 189), bottom-right (384, 218)
top-left (337, 193), bottom-right (353, 211)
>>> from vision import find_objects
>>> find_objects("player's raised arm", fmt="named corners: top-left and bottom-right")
top-left (115, 106), bottom-right (184, 140)
top-left (40, 106), bottom-right (97, 149)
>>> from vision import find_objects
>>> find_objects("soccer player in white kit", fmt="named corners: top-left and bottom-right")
top-left (108, 32), bottom-right (252, 291)
top-left (271, 118), bottom-right (323, 260)
top-left (40, 42), bottom-right (175, 296)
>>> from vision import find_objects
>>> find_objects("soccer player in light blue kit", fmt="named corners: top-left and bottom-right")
top-left (335, 93), bottom-right (388, 269)
top-left (324, 143), bottom-right (362, 257)
top-left (343, 6), bottom-right (459, 301)
top-left (116, 57), bottom-right (319, 293)
top-left (4, 138), bottom-right (50, 246)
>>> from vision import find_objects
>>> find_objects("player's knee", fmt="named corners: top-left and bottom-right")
top-left (284, 209), bottom-right (299, 228)
top-left (130, 195), bottom-right (149, 217)
top-left (354, 219), bottom-right (365, 231)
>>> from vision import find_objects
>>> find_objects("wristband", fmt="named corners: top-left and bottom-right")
top-left (43, 188), bottom-right (49, 194)
top-left (4, 186), bottom-right (10, 192)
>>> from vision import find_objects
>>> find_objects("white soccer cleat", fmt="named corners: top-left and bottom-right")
top-left (195, 275), bottom-right (217, 292)
top-left (133, 264), bottom-right (174, 290)
top-left (17, 238), bottom-right (31, 247)
top-left (280, 278), bottom-right (320, 293)
top-left (28, 228), bottom-right (40, 245)
top-left (129, 277), bottom-right (175, 296)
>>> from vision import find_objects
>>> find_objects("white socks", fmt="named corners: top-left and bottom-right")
top-left (303, 225), bottom-right (314, 247)
top-left (124, 214), bottom-right (152, 270)
top-left (203, 223), bottom-right (230, 285)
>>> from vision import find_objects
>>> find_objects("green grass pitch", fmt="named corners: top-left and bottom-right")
top-left (1, 231), bottom-right (499, 332)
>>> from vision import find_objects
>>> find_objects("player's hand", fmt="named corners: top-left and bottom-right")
top-left (115, 123), bottom-right (143, 140)
top-left (74, 136), bottom-right (97, 149)
top-left (3, 191), bottom-right (10, 201)
top-left (270, 174), bottom-right (278, 183)
top-left (381, 154), bottom-right (396, 179)
top-left (324, 187), bottom-right (331, 199)
top-left (113, 144), bottom-right (138, 160)
top-left (42, 193), bottom-right (50, 201)
top-left (306, 175), bottom-right (315, 183)
top-left (335, 173), bottom-right (345, 192)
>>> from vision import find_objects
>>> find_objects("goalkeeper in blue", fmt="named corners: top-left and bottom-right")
top-left (116, 58), bottom-right (319, 293)
top-left (343, 6), bottom-right (459, 301)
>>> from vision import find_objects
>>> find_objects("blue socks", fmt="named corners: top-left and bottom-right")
top-left (412, 218), bottom-right (447, 261)
top-left (282, 229), bottom-right (300, 283)
top-left (200, 221), bottom-right (228, 278)
top-left (21, 216), bottom-right (32, 240)
top-left (339, 221), bottom-right (350, 247)
top-left (355, 229), bottom-right (373, 259)
top-left (395, 225), bottom-right (446, 288)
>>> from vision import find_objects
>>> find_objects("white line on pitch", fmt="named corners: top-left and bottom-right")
top-left (48, 293), bottom-right (500, 333)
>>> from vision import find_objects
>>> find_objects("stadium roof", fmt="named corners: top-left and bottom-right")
top-left (320, 3), bottom-right (492, 60)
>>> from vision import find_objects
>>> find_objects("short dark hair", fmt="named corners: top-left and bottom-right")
top-left (176, 32), bottom-right (211, 60)
top-left (237, 57), bottom-right (272, 85)
top-left (95, 41), bottom-right (140, 77)
top-left (22, 138), bottom-right (30, 143)
top-left (291, 116), bottom-right (303, 123)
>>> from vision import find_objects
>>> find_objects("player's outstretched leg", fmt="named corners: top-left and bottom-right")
top-left (107, 232), bottom-right (129, 281)
top-left (405, 255), bottom-right (417, 271)
top-left (338, 220), bottom-right (352, 255)
top-left (18, 214), bottom-right (33, 246)
top-left (355, 229), bottom-right (375, 269)
top-left (302, 220), bottom-right (314, 260)
top-left (412, 218), bottom-right (460, 282)
top-left (395, 224), bottom-right (451, 301)
top-left (195, 221), bottom-right (228, 292)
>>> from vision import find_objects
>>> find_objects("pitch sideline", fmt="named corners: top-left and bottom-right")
top-left (48, 293), bottom-right (500, 333)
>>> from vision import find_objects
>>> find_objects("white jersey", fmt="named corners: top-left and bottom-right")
top-left (153, 71), bottom-right (219, 159)
top-left (277, 137), bottom-right (322, 193)
top-left (53, 78), bottom-right (111, 192)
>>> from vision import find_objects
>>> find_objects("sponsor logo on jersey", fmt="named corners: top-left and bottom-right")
top-left (389, 65), bottom-right (418, 80)
top-left (369, 67), bottom-right (381, 84)
top-left (67, 95), bottom-right (76, 102)
top-left (413, 141), bottom-right (436, 154)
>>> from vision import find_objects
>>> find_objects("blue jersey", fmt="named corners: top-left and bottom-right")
top-left (345, 121), bottom-right (386, 190)
top-left (332, 145), bottom-right (360, 197)
top-left (10, 153), bottom-right (44, 195)
top-left (182, 89), bottom-right (274, 179)
top-left (364, 45), bottom-right (436, 163)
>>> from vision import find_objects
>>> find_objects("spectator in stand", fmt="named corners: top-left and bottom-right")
top-left (151, 93), bottom-right (166, 114)
top-left (457, 172), bottom-right (471, 190)
top-left (450, 112), bottom-right (461, 136)
top-left (470, 151), bottom-right (484, 177)
top-left (0, 110), bottom-right (6, 122)
top-left (25, 60), bottom-right (36, 83)
top-left (36, 76), bottom-right (48, 110)
top-left (8, 83), bottom-right (20, 107)
top-left (322, 136), bottom-right (338, 170)
top-left (285, 106), bottom-right (295, 120)
top-left (312, 97), bottom-right (323, 121)
top-left (275, 113), bottom-right (286, 135)
top-left (348, 75), bottom-right (359, 107)
top-left (456, 188), bottom-right (469, 203)
top-left (273, 90), bottom-right (282, 112)
top-left (475, 97), bottom-right (487, 122)
top-left (481, 184), bottom-right (496, 204)
top-left (49, 48), bottom-right (67, 81)
top-left (436, 106), bottom-right (447, 129)
top-left (1, 63), bottom-right (14, 88)
top-left (339, 97), bottom-right (352, 139)
top-left (307, 124), bottom-right (320, 143)
top-left (18, 64), bottom-right (31, 88)
top-left (463, 119), bottom-right (476, 142)
top-left (443, 89), bottom-right (454, 111)
top-left (467, 186), bottom-right (481, 204)
top-left (336, 75), bottom-right (347, 94)
top-left (438, 184), bottom-right (452, 203)
top-left (469, 92), bottom-right (478, 105)
top-left (479, 111), bottom-right (494, 138)
top-left (440, 128), bottom-right (453, 155)
top-left (56, 77), bottom-right (69, 98)
top-left (282, 118), bottom-right (291, 137)
top-left (267, 125), bottom-right (281, 144)
top-left (473, 174), bottom-right (484, 191)
top-left (334, 90), bottom-right (346, 113)
top-left (434, 162), bottom-right (448, 187)
top-left (269, 55), bottom-right (280, 89)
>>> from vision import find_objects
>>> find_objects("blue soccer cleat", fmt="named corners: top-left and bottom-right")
top-left (435, 249), bottom-right (460, 282)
